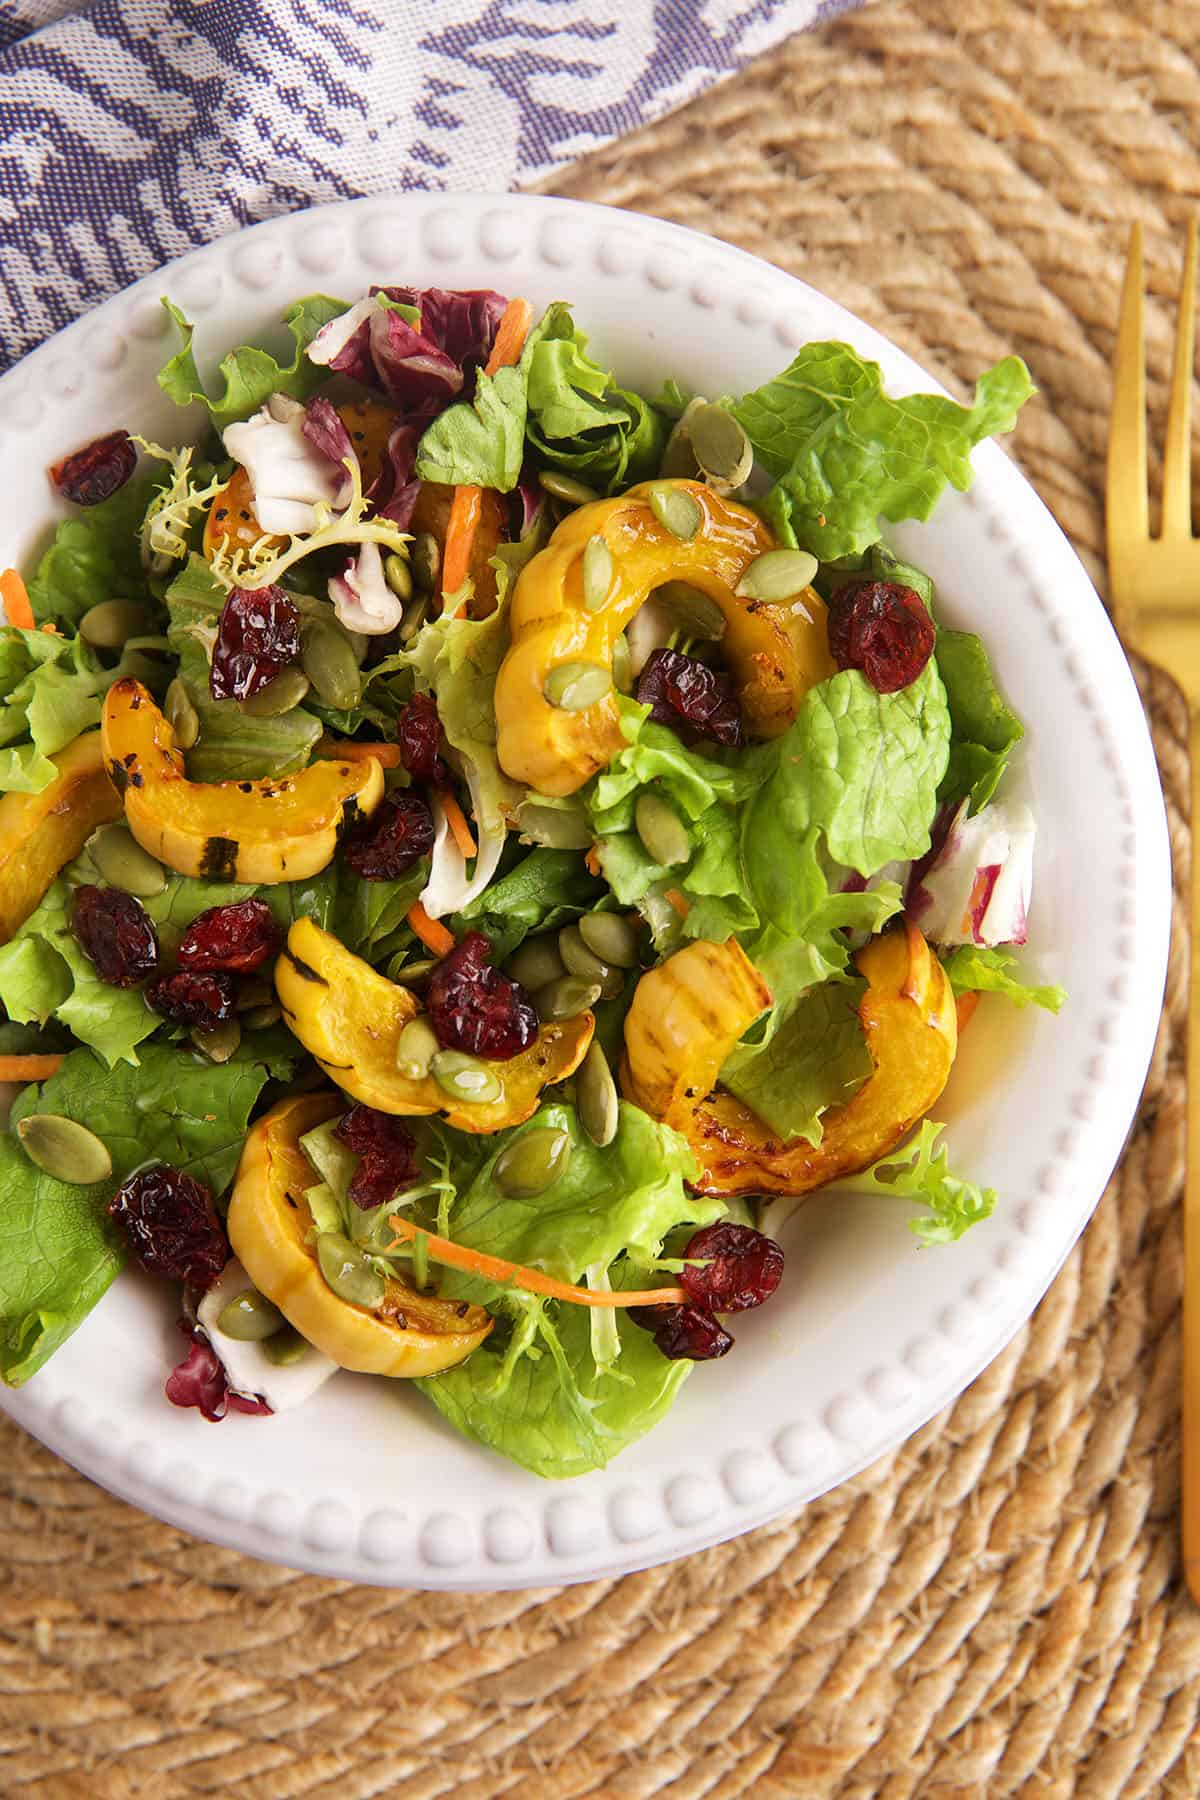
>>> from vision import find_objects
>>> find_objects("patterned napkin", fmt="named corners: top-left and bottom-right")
top-left (0, 0), bottom-right (857, 372)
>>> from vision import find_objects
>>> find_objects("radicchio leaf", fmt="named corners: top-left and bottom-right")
top-left (302, 395), bottom-right (358, 507)
top-left (367, 423), bottom-right (423, 527)
top-left (165, 1320), bottom-right (273, 1422)
top-left (307, 286), bottom-right (507, 420)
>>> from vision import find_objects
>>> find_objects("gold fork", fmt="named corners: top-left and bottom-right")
top-left (1107, 216), bottom-right (1199, 1602)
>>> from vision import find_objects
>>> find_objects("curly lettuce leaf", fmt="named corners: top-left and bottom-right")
top-left (416, 1100), bottom-right (721, 1479)
top-left (157, 294), bottom-right (349, 429)
top-left (935, 629), bottom-right (1025, 812)
top-left (165, 555), bottom-right (321, 780)
top-left (939, 944), bottom-right (1065, 1013)
top-left (25, 477), bottom-right (158, 630)
top-left (733, 344), bottom-right (1034, 561)
top-left (833, 1120), bottom-right (996, 1246)
top-left (0, 1042), bottom-right (277, 1385)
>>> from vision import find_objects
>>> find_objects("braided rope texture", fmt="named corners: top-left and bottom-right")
top-left (3, 1), bottom-right (1200, 1792)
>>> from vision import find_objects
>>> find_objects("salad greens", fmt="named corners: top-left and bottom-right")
top-left (0, 280), bottom-right (1054, 1481)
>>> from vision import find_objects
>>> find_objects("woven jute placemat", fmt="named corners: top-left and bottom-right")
top-left (3, 2), bottom-right (1199, 1794)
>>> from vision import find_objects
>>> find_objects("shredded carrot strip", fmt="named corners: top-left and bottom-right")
top-left (956, 991), bottom-right (981, 1035)
top-left (406, 901), bottom-right (455, 958)
top-left (0, 1054), bottom-right (65, 1081)
top-left (585, 845), bottom-right (602, 878)
top-left (315, 736), bottom-right (403, 768)
top-left (387, 1217), bottom-right (688, 1309)
top-left (440, 299), bottom-right (535, 606)
top-left (0, 569), bottom-right (34, 631)
top-left (664, 887), bottom-right (691, 919)
top-left (439, 788), bottom-right (477, 859)
top-left (484, 297), bottom-right (534, 377)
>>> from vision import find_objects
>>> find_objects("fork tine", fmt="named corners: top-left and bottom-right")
top-left (1108, 221), bottom-right (1150, 560)
top-left (1162, 215), bottom-right (1198, 542)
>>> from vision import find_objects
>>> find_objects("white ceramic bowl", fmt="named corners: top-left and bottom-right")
top-left (0, 194), bottom-right (1169, 1590)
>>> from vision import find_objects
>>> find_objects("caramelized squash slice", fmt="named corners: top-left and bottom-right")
top-left (227, 1092), bottom-right (492, 1378)
top-left (101, 679), bottom-right (384, 885)
top-left (0, 730), bottom-right (122, 943)
top-left (275, 918), bottom-right (593, 1134)
top-left (622, 923), bottom-right (958, 1198)
top-left (495, 481), bottom-right (835, 795)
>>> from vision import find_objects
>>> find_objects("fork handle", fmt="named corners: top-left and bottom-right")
top-left (1186, 717), bottom-right (1200, 1601)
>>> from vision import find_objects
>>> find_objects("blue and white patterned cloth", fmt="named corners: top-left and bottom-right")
top-left (0, 0), bottom-right (855, 373)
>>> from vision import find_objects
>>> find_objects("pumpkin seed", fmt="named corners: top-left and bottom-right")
top-left (302, 617), bottom-right (362, 711)
top-left (559, 923), bottom-right (612, 984)
top-left (506, 934), bottom-right (567, 992)
top-left (191, 1019), bottom-right (241, 1063)
top-left (216, 1289), bottom-right (285, 1342)
top-left (79, 599), bottom-right (152, 651)
top-left (239, 666), bottom-right (311, 717)
top-left (411, 533), bottom-right (440, 594)
top-left (387, 954), bottom-right (437, 987)
top-left (735, 548), bottom-right (819, 603)
top-left (400, 595), bottom-right (429, 643)
top-left (689, 402), bottom-right (754, 490)
top-left (648, 483), bottom-right (703, 542)
top-left (533, 974), bottom-right (602, 1023)
top-left (430, 1051), bottom-right (503, 1105)
top-left (493, 1127), bottom-right (572, 1198)
top-left (242, 1002), bottom-right (282, 1031)
top-left (165, 678), bottom-right (200, 750)
top-left (661, 399), bottom-right (705, 479)
top-left (383, 551), bottom-right (414, 603)
top-left (653, 581), bottom-right (726, 640)
top-left (539, 470), bottom-right (600, 506)
top-left (514, 801), bottom-right (593, 851)
top-left (317, 1231), bottom-right (386, 1308)
top-left (578, 911), bottom-right (639, 968)
top-left (582, 534), bottom-right (614, 612)
top-left (635, 792), bottom-right (691, 868)
top-left (16, 1114), bottom-right (112, 1184)
top-left (611, 632), bottom-right (632, 694)
top-left (235, 976), bottom-right (274, 1013)
top-left (91, 824), bottom-right (168, 898)
top-left (577, 1042), bottom-right (619, 1148)
top-left (543, 661), bottom-right (612, 711)
top-left (262, 1326), bottom-right (309, 1366)
top-left (396, 1016), bottom-right (440, 1081)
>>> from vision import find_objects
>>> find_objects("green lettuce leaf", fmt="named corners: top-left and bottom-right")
top-left (733, 344), bottom-right (1034, 561)
top-left (453, 847), bottom-right (602, 963)
top-left (833, 1119), bottom-right (996, 1246)
top-left (0, 1041), bottom-right (277, 1385)
top-left (935, 629), bottom-right (1025, 812)
top-left (165, 556), bottom-right (322, 780)
top-left (334, 864), bottom-right (427, 961)
top-left (157, 294), bottom-right (349, 429)
top-left (939, 944), bottom-right (1065, 1013)
top-left (0, 622), bottom-right (170, 794)
top-left (524, 305), bottom-right (668, 492)
top-left (416, 1100), bottom-right (722, 1478)
top-left (720, 974), bottom-right (873, 1143)
top-left (741, 663), bottom-right (950, 933)
top-left (25, 477), bottom-right (158, 630)
top-left (413, 304), bottom-right (559, 492)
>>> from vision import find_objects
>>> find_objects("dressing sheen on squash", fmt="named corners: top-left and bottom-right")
top-left (227, 1092), bottom-right (492, 1378)
top-left (276, 917), bottom-right (594, 1133)
top-left (0, 729), bottom-right (122, 943)
top-left (100, 678), bottom-right (384, 885)
top-left (622, 922), bottom-right (958, 1199)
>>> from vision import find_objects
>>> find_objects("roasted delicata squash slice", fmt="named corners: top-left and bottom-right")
top-left (228, 1093), bottom-right (492, 1378)
top-left (0, 729), bottom-right (122, 943)
top-left (276, 918), bottom-right (594, 1133)
top-left (495, 480), bottom-right (835, 795)
top-left (622, 922), bottom-right (958, 1199)
top-left (101, 679), bottom-right (384, 884)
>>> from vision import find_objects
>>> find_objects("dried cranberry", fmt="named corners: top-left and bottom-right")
top-left (426, 931), bottom-right (537, 1061)
top-left (210, 586), bottom-right (301, 702)
top-left (165, 1321), bottom-right (272, 1421)
top-left (146, 970), bottom-right (236, 1031)
top-left (50, 429), bottom-right (137, 506)
top-left (71, 885), bottom-right (158, 987)
top-left (635, 647), bottom-right (744, 748)
top-left (679, 1223), bottom-right (784, 1313)
top-left (341, 792), bottom-right (435, 880)
top-left (629, 1302), bottom-right (734, 1360)
top-left (109, 1165), bottom-right (228, 1290)
top-left (395, 691), bottom-right (449, 787)
top-left (176, 898), bottom-right (281, 974)
top-left (333, 1104), bottom-right (421, 1209)
top-left (826, 580), bottom-right (935, 694)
